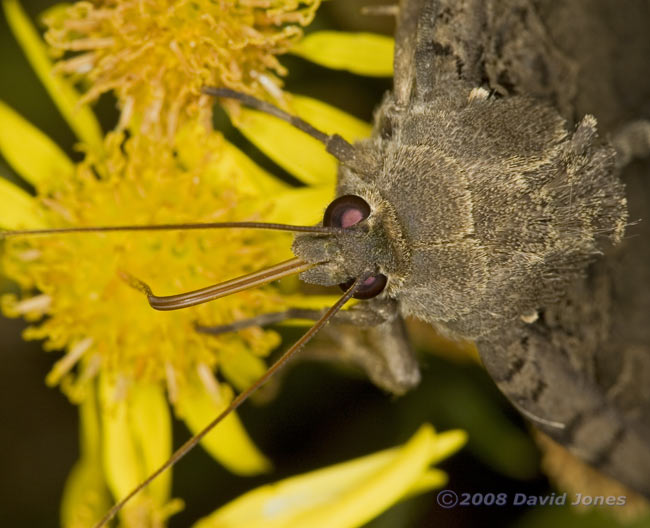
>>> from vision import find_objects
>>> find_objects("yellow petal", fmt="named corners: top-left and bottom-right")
top-left (99, 374), bottom-right (178, 525)
top-left (3, 0), bottom-right (103, 151)
top-left (291, 32), bottom-right (394, 77)
top-left (0, 100), bottom-right (74, 187)
top-left (291, 427), bottom-right (464, 528)
top-left (263, 185), bottom-right (334, 225)
top-left (129, 382), bottom-right (173, 506)
top-left (0, 176), bottom-right (45, 229)
top-left (404, 468), bottom-right (448, 498)
top-left (175, 374), bottom-right (271, 476)
top-left (192, 424), bottom-right (467, 528)
top-left (173, 121), bottom-right (288, 195)
top-left (233, 108), bottom-right (335, 186)
top-left (430, 428), bottom-right (470, 464)
top-left (79, 372), bottom-right (102, 458)
top-left (232, 94), bottom-right (371, 186)
top-left (291, 95), bottom-right (373, 142)
top-left (220, 141), bottom-right (289, 195)
top-left (61, 457), bottom-right (112, 528)
top-left (98, 374), bottom-right (144, 503)
top-left (61, 382), bottom-right (112, 528)
top-left (218, 345), bottom-right (268, 393)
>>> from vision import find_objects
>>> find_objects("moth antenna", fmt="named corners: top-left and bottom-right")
top-left (92, 274), bottom-right (365, 528)
top-left (120, 257), bottom-right (314, 310)
top-left (0, 221), bottom-right (338, 239)
top-left (202, 87), bottom-right (377, 175)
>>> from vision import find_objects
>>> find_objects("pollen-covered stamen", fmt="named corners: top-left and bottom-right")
top-left (43, 0), bottom-right (323, 136)
top-left (45, 337), bottom-right (94, 386)
top-left (11, 294), bottom-right (52, 314)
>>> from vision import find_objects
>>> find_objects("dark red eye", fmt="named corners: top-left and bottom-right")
top-left (339, 273), bottom-right (388, 299)
top-left (323, 195), bottom-right (371, 228)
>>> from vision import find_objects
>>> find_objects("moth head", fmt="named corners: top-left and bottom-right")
top-left (292, 192), bottom-right (405, 300)
top-left (197, 88), bottom-right (398, 301)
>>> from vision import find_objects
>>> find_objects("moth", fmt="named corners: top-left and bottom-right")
top-left (201, 0), bottom-right (650, 502)
top-left (4, 0), bottom-right (650, 525)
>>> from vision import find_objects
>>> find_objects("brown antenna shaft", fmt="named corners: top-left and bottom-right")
top-left (1, 221), bottom-right (337, 238)
top-left (92, 275), bottom-right (363, 528)
top-left (202, 87), bottom-right (364, 171)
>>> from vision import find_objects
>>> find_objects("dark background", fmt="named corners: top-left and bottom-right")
top-left (1, 1), bottom-right (648, 527)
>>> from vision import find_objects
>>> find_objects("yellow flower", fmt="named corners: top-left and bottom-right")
top-left (3, 123), bottom-right (290, 393)
top-left (0, 103), bottom-right (283, 524)
top-left (43, 0), bottom-right (322, 137)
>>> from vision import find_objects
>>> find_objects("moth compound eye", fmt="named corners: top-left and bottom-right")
top-left (323, 195), bottom-right (371, 228)
top-left (339, 273), bottom-right (388, 300)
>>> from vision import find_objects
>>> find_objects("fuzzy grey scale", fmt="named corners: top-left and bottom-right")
top-left (292, 0), bottom-right (650, 497)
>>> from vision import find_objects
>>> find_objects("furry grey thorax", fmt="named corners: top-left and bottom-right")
top-left (293, 82), bottom-right (625, 341)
